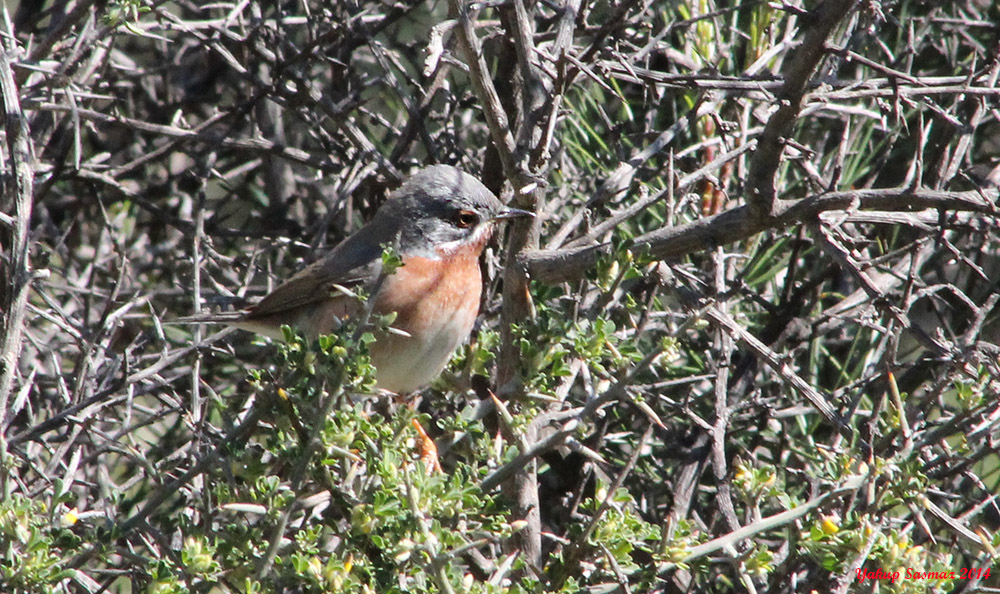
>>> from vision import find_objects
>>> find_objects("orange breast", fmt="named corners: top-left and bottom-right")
top-left (368, 244), bottom-right (483, 392)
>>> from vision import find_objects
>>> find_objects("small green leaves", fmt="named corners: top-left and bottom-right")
top-left (381, 242), bottom-right (404, 275)
top-left (0, 495), bottom-right (80, 593)
top-left (103, 0), bottom-right (150, 30)
top-left (181, 537), bottom-right (220, 578)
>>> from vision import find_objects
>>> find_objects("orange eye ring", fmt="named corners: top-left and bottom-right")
top-left (455, 210), bottom-right (478, 228)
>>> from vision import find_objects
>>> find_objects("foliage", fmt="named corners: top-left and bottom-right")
top-left (2, 0), bottom-right (1000, 592)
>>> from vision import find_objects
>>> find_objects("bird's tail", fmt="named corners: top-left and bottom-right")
top-left (165, 311), bottom-right (245, 326)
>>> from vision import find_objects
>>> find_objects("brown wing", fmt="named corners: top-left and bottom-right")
top-left (238, 218), bottom-right (397, 338)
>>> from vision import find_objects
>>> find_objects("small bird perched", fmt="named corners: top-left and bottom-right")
top-left (210, 165), bottom-right (532, 393)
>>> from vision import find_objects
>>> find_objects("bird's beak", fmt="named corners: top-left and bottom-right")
top-left (491, 206), bottom-right (535, 221)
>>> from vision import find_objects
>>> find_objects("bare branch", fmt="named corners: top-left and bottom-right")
top-left (448, 0), bottom-right (518, 181)
top-left (0, 15), bottom-right (35, 441)
top-left (746, 0), bottom-right (859, 218)
top-left (525, 187), bottom-right (998, 285)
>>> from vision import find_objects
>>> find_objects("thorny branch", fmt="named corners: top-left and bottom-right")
top-left (0, 14), bottom-right (35, 470)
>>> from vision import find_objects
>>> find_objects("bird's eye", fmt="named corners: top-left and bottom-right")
top-left (454, 210), bottom-right (479, 228)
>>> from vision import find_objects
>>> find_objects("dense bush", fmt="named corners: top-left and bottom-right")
top-left (2, 0), bottom-right (999, 592)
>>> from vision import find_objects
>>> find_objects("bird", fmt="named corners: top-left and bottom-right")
top-left (210, 165), bottom-right (532, 394)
